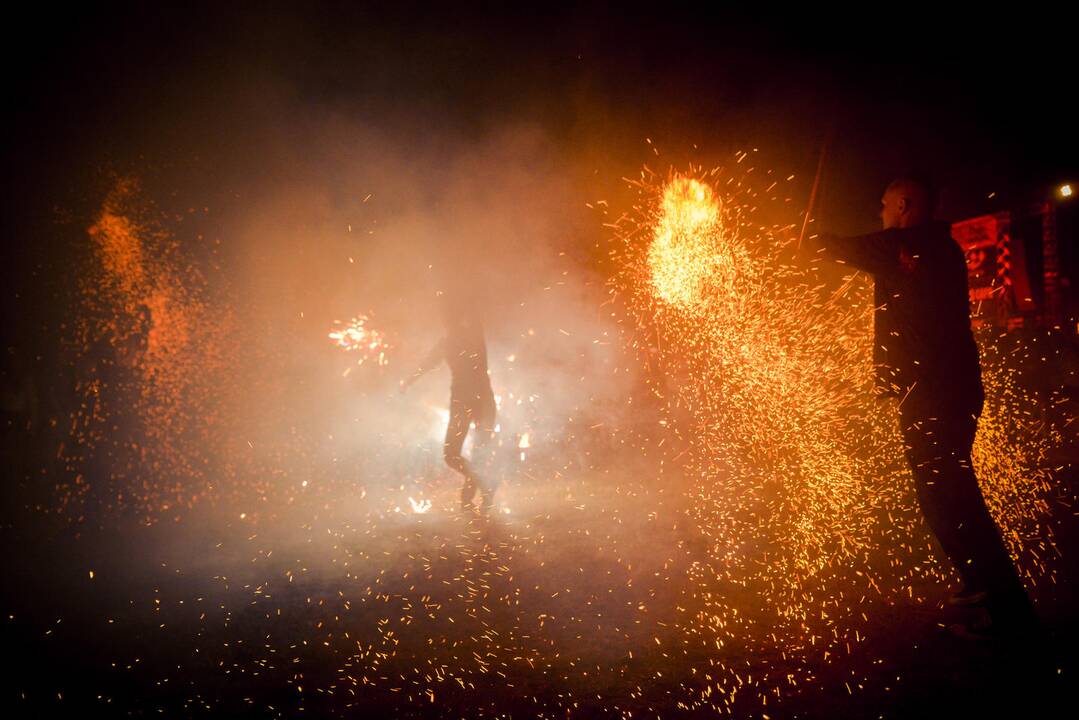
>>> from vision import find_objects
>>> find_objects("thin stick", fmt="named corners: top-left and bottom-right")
top-left (796, 137), bottom-right (831, 249)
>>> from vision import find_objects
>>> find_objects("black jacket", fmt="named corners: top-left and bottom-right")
top-left (820, 221), bottom-right (983, 412)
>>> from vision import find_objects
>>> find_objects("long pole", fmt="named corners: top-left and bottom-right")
top-left (796, 134), bottom-right (832, 249)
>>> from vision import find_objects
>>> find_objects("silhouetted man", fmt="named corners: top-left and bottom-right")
top-left (815, 178), bottom-right (1036, 639)
top-left (402, 301), bottom-right (497, 513)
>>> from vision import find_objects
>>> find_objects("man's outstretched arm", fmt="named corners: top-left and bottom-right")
top-left (811, 230), bottom-right (904, 281)
top-left (401, 339), bottom-right (446, 392)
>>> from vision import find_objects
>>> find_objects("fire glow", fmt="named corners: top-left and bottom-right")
top-left (328, 314), bottom-right (390, 365)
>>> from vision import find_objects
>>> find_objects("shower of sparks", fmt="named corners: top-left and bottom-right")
top-left (328, 314), bottom-right (390, 366)
top-left (606, 158), bottom-right (1072, 712)
top-left (60, 177), bottom-right (238, 523)
top-left (27, 165), bottom-right (1070, 718)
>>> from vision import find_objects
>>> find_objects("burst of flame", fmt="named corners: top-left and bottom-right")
top-left (328, 314), bottom-right (390, 365)
top-left (647, 178), bottom-right (725, 306)
top-left (407, 496), bottom-right (432, 514)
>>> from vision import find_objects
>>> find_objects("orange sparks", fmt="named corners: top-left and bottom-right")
top-left (328, 314), bottom-right (390, 366)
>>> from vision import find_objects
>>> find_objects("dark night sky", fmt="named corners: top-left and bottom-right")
top-left (3, 2), bottom-right (1078, 327)
top-left (9, 4), bottom-right (1079, 204)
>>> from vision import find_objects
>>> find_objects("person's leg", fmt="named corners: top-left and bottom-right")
top-left (902, 412), bottom-right (1035, 627)
top-left (444, 397), bottom-right (477, 508)
top-left (471, 393), bottom-right (498, 510)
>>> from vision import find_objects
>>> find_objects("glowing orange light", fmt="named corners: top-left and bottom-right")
top-left (328, 314), bottom-right (390, 365)
top-left (407, 497), bottom-right (432, 514)
top-left (647, 177), bottom-right (723, 306)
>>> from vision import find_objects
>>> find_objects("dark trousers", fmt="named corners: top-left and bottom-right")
top-left (899, 388), bottom-right (1035, 624)
top-left (443, 389), bottom-right (497, 505)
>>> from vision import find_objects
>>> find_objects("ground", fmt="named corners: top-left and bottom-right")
top-left (2, 444), bottom-right (1076, 718)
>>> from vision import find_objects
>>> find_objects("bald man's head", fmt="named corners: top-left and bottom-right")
top-left (880, 177), bottom-right (936, 229)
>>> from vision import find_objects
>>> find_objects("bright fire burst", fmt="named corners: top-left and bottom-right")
top-left (407, 496), bottom-right (432, 514)
top-left (328, 314), bottom-right (390, 366)
top-left (647, 178), bottom-right (727, 306)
